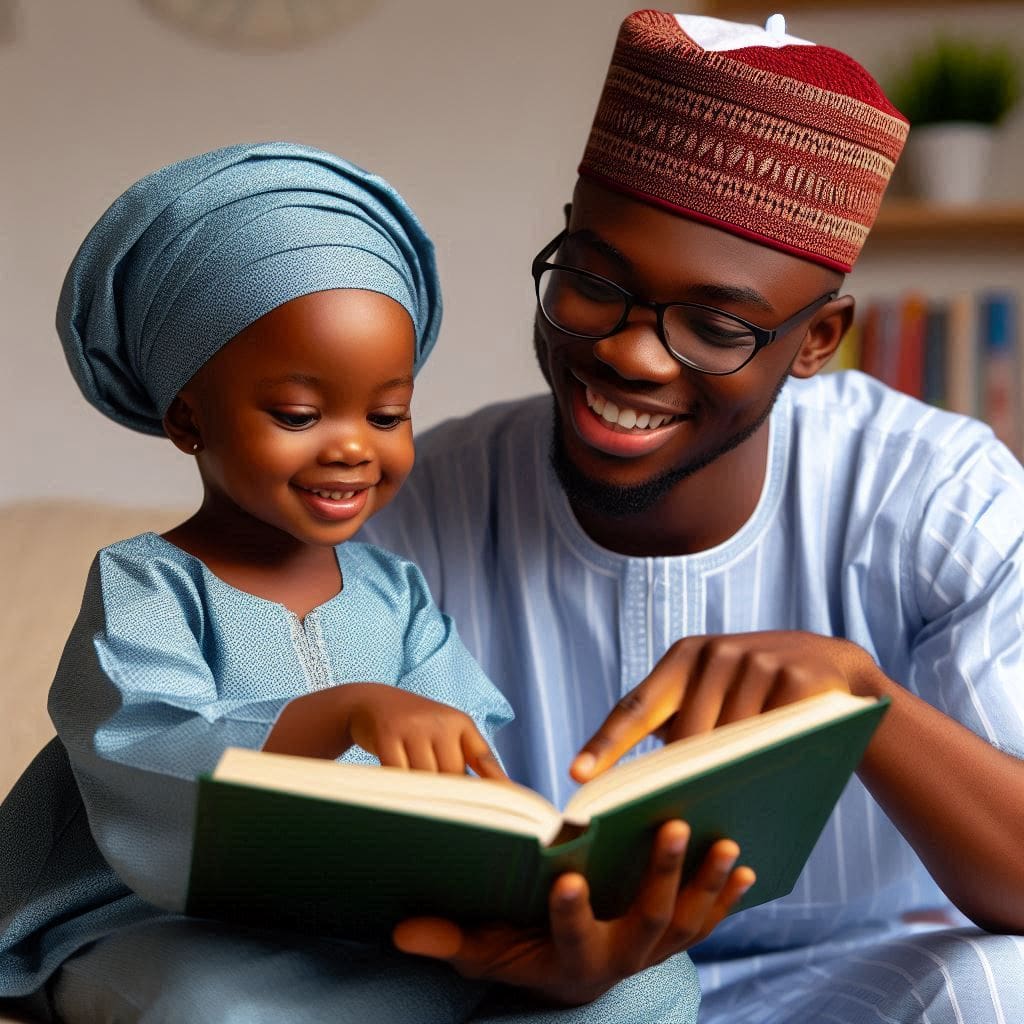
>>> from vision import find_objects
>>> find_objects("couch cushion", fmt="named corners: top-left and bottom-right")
top-left (0, 501), bottom-right (188, 799)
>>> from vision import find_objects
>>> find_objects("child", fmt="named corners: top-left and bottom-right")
top-left (0, 143), bottom-right (702, 1024)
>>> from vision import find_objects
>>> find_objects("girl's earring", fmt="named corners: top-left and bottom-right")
top-left (192, 442), bottom-right (202, 454)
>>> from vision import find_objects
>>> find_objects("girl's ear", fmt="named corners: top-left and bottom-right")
top-left (163, 393), bottom-right (204, 455)
top-left (789, 294), bottom-right (855, 379)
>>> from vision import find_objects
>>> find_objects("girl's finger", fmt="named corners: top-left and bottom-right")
top-left (434, 736), bottom-right (468, 776)
top-left (374, 734), bottom-right (409, 771)
top-left (403, 735), bottom-right (439, 773)
top-left (462, 731), bottom-right (507, 780)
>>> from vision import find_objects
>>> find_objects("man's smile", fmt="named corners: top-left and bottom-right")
top-left (568, 373), bottom-right (691, 459)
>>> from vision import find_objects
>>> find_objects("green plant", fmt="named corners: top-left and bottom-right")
top-left (888, 37), bottom-right (1020, 126)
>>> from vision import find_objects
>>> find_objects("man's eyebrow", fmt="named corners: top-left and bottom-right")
top-left (565, 230), bottom-right (775, 312)
top-left (564, 229), bottom-right (631, 272)
top-left (685, 283), bottom-right (775, 314)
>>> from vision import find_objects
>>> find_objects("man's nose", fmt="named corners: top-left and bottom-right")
top-left (592, 310), bottom-right (682, 384)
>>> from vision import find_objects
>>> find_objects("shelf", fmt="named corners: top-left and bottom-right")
top-left (866, 202), bottom-right (1024, 244)
top-left (705, 0), bottom-right (1020, 12)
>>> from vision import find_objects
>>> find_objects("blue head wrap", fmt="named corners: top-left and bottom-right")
top-left (57, 142), bottom-right (441, 436)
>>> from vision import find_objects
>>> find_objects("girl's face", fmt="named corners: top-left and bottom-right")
top-left (173, 288), bottom-right (416, 549)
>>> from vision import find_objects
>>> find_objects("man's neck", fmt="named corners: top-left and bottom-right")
top-left (569, 421), bottom-right (771, 557)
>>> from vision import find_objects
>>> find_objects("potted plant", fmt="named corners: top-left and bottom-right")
top-left (888, 37), bottom-right (1020, 205)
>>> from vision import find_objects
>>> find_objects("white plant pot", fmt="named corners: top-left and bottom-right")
top-left (903, 122), bottom-right (996, 206)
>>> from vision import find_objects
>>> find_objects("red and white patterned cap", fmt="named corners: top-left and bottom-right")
top-left (579, 11), bottom-right (910, 271)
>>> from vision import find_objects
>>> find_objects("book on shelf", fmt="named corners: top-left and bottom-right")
top-left (186, 690), bottom-right (889, 940)
top-left (838, 289), bottom-right (1021, 459)
top-left (979, 292), bottom-right (1019, 454)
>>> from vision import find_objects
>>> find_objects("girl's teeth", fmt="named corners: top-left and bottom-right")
top-left (313, 489), bottom-right (357, 500)
top-left (601, 401), bottom-right (620, 425)
top-left (636, 412), bottom-right (651, 428)
top-left (618, 409), bottom-right (637, 429)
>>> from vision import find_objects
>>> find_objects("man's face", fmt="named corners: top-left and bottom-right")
top-left (534, 179), bottom-right (843, 517)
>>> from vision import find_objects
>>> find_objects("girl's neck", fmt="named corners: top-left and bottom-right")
top-left (163, 503), bottom-right (343, 620)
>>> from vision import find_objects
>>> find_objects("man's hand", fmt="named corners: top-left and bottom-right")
top-left (393, 820), bottom-right (755, 1006)
top-left (572, 630), bottom-right (875, 782)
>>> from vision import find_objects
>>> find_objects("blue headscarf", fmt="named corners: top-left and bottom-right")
top-left (57, 142), bottom-right (441, 436)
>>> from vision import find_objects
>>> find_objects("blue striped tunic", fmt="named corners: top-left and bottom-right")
top-left (363, 370), bottom-right (1024, 1022)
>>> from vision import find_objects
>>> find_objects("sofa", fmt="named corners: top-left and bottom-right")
top-left (1, 500), bottom-right (187, 1023)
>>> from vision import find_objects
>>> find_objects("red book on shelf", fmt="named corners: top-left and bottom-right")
top-left (893, 294), bottom-right (928, 400)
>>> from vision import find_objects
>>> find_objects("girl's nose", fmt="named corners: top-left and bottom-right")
top-left (317, 430), bottom-right (373, 467)
top-left (592, 314), bottom-right (682, 384)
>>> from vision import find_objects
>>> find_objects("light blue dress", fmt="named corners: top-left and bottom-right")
top-left (0, 534), bottom-right (701, 1023)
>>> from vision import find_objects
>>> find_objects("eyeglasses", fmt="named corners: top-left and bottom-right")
top-left (532, 228), bottom-right (837, 376)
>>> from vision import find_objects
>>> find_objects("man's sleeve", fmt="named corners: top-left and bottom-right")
top-left (904, 433), bottom-right (1024, 757)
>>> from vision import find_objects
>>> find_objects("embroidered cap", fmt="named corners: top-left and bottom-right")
top-left (578, 11), bottom-right (910, 271)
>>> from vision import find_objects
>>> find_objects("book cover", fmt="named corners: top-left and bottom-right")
top-left (186, 694), bottom-right (889, 939)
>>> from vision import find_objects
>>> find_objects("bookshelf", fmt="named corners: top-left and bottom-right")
top-left (866, 203), bottom-right (1024, 245)
top-left (704, 0), bottom-right (1020, 11)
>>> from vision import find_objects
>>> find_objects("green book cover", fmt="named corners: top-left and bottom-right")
top-left (186, 691), bottom-right (889, 938)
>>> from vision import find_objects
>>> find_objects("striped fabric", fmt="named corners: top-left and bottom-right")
top-left (363, 370), bottom-right (1024, 1021)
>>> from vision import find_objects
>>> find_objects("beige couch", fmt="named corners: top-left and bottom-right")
top-left (1, 501), bottom-right (187, 1023)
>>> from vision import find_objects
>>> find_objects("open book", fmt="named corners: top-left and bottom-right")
top-left (187, 690), bottom-right (888, 938)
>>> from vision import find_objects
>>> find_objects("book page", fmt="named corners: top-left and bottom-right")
top-left (214, 748), bottom-right (567, 844)
top-left (563, 691), bottom-right (877, 824)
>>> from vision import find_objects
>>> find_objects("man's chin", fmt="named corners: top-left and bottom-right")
top-left (548, 389), bottom-right (780, 521)
top-left (549, 403), bottom-right (695, 519)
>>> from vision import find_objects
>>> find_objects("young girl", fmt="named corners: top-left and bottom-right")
top-left (0, 142), bottom-right (702, 1024)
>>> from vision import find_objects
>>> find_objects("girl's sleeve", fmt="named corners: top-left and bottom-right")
top-left (48, 547), bottom-right (295, 913)
top-left (389, 557), bottom-right (513, 750)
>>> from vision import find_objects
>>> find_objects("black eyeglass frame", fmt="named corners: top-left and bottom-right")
top-left (531, 227), bottom-right (839, 376)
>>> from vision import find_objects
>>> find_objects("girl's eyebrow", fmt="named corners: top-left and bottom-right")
top-left (376, 376), bottom-right (414, 391)
top-left (257, 373), bottom-right (321, 389)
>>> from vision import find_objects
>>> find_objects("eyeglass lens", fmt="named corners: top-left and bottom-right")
top-left (537, 267), bottom-right (757, 374)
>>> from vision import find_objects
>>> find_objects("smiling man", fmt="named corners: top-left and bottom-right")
top-left (366, 10), bottom-right (1024, 1023)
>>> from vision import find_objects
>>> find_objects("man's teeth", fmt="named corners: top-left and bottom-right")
top-left (585, 387), bottom-right (675, 430)
top-left (311, 489), bottom-right (357, 500)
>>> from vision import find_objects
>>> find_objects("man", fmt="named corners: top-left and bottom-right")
top-left (370, 10), bottom-right (1024, 1022)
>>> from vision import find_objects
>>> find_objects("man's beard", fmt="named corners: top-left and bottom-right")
top-left (548, 373), bottom-right (788, 520)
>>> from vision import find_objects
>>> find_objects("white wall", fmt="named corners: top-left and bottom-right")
top-left (2, 1), bottom-right (1022, 507)
top-left (0, 0), bottom-right (641, 506)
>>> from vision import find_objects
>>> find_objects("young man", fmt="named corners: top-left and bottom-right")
top-left (371, 11), bottom-right (1024, 1021)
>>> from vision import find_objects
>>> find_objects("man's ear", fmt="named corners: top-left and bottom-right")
top-left (789, 295), bottom-right (855, 379)
top-left (162, 393), bottom-right (203, 455)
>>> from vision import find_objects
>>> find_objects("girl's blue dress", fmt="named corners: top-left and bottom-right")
top-left (0, 533), bottom-right (700, 1023)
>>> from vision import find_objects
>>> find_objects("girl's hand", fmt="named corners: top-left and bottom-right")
top-left (572, 631), bottom-right (875, 782)
top-left (337, 683), bottom-right (507, 779)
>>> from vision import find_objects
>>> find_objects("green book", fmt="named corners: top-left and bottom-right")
top-left (186, 690), bottom-right (888, 938)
